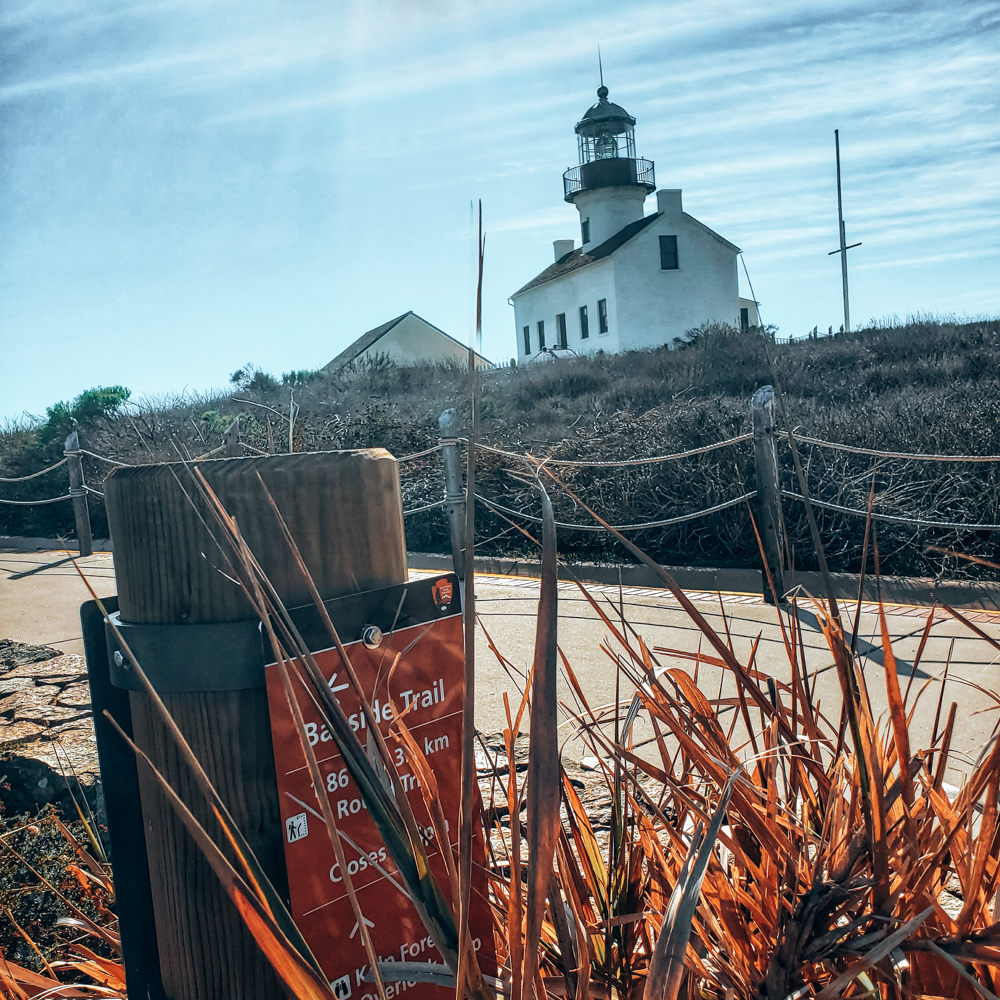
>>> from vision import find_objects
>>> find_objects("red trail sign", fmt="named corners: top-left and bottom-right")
top-left (265, 575), bottom-right (496, 1000)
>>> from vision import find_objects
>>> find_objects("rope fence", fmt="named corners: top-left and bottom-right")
top-left (0, 493), bottom-right (74, 505)
top-left (782, 433), bottom-right (1000, 464)
top-left (473, 434), bottom-right (752, 467)
top-left (0, 458), bottom-right (68, 482)
top-left (73, 449), bottom-right (132, 467)
top-left (401, 498), bottom-right (448, 516)
top-left (781, 492), bottom-right (1000, 532)
top-left (6, 418), bottom-right (1000, 564)
top-left (473, 490), bottom-right (758, 532)
top-left (396, 444), bottom-right (444, 463)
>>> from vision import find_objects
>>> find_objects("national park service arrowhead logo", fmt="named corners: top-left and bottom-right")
top-left (432, 577), bottom-right (454, 613)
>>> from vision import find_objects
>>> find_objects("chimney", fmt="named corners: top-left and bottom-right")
top-left (553, 239), bottom-right (575, 262)
top-left (656, 189), bottom-right (683, 217)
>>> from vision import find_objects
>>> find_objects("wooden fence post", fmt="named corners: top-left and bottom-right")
top-left (439, 408), bottom-right (467, 580)
top-left (751, 386), bottom-right (788, 602)
top-left (64, 431), bottom-right (93, 557)
top-left (103, 450), bottom-right (407, 1000)
top-left (223, 417), bottom-right (241, 457)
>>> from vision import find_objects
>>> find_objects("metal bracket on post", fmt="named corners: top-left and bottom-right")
top-left (439, 408), bottom-right (466, 580)
top-left (751, 386), bottom-right (788, 603)
top-left (64, 430), bottom-right (93, 557)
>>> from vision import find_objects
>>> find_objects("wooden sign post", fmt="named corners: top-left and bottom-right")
top-left (103, 450), bottom-right (407, 1000)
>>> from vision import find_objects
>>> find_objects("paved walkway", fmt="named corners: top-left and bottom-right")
top-left (452, 571), bottom-right (1000, 780)
top-left (3, 550), bottom-right (999, 787)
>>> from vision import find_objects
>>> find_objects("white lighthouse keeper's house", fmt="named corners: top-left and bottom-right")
top-left (511, 86), bottom-right (758, 361)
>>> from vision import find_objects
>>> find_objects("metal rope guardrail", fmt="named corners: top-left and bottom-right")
top-left (781, 433), bottom-right (1000, 463)
top-left (781, 491), bottom-right (1000, 532)
top-left (475, 490), bottom-right (758, 532)
top-left (0, 457), bottom-right (69, 482)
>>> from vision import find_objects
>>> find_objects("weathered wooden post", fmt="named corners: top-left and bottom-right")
top-left (439, 408), bottom-right (467, 579)
top-left (751, 386), bottom-right (788, 602)
top-left (103, 450), bottom-right (407, 1000)
top-left (64, 431), bottom-right (93, 557)
top-left (223, 417), bottom-right (241, 457)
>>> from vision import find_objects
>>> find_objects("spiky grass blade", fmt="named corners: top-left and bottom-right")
top-left (523, 480), bottom-right (560, 999)
top-left (644, 768), bottom-right (741, 1000)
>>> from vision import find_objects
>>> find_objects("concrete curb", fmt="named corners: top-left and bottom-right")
top-left (5, 539), bottom-right (999, 611)
top-left (0, 536), bottom-right (112, 552)
top-left (407, 552), bottom-right (1000, 611)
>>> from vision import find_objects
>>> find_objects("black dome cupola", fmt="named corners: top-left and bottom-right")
top-left (564, 86), bottom-right (655, 202)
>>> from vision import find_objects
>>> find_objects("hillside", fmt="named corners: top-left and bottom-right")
top-left (3, 317), bottom-right (1000, 580)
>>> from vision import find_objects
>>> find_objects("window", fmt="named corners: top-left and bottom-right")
top-left (740, 308), bottom-right (749, 331)
top-left (556, 313), bottom-right (567, 348)
top-left (537, 320), bottom-right (545, 349)
top-left (523, 325), bottom-right (531, 354)
top-left (597, 299), bottom-right (608, 334)
top-left (659, 235), bottom-right (679, 270)
top-left (581, 218), bottom-right (590, 244)
top-left (579, 305), bottom-right (589, 339)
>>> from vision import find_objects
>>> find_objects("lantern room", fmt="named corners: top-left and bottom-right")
top-left (563, 86), bottom-right (655, 203)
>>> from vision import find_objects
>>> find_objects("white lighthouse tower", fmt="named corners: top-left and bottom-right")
top-left (564, 85), bottom-right (656, 251)
top-left (510, 85), bottom-right (756, 362)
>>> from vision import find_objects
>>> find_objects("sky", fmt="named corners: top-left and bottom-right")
top-left (1, 0), bottom-right (998, 421)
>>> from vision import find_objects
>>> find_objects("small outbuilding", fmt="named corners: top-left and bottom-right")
top-left (322, 312), bottom-right (492, 372)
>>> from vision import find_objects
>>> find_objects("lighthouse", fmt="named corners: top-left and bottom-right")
top-left (510, 85), bottom-right (758, 362)
top-left (564, 85), bottom-right (656, 251)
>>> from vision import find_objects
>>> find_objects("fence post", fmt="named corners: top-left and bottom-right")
top-left (751, 386), bottom-right (788, 602)
top-left (64, 431), bottom-right (93, 557)
top-left (439, 408), bottom-right (466, 580)
top-left (102, 451), bottom-right (407, 1000)
top-left (224, 417), bottom-right (241, 457)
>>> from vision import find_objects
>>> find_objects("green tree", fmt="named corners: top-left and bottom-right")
top-left (36, 385), bottom-right (131, 449)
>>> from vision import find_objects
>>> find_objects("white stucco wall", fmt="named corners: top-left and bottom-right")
top-left (738, 297), bottom-right (760, 327)
top-left (613, 193), bottom-right (739, 350)
top-left (358, 314), bottom-right (489, 367)
top-left (574, 186), bottom-right (648, 250)
top-left (510, 188), bottom-right (742, 362)
top-left (512, 258), bottom-right (617, 361)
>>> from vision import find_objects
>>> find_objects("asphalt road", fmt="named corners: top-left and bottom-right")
top-left (3, 549), bottom-right (999, 786)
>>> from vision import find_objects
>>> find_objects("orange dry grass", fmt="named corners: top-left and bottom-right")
top-left (482, 574), bottom-right (1000, 1000)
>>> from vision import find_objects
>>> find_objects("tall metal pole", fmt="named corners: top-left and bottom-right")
top-left (835, 129), bottom-right (851, 334)
top-left (439, 408), bottom-right (466, 580)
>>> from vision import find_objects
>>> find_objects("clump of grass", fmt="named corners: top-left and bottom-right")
top-left (0, 807), bottom-right (126, 995)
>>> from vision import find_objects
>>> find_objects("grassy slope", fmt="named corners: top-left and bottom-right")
top-left (3, 317), bottom-right (999, 578)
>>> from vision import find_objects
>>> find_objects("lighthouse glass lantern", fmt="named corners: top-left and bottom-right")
top-left (564, 86), bottom-right (654, 202)
top-left (576, 87), bottom-right (637, 163)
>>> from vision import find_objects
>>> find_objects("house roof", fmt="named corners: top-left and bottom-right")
top-left (512, 213), bottom-right (660, 297)
top-left (511, 209), bottom-right (742, 297)
top-left (684, 213), bottom-right (741, 253)
top-left (323, 311), bottom-right (492, 371)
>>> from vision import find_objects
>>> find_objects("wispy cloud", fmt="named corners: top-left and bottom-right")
top-left (1, 0), bottom-right (997, 418)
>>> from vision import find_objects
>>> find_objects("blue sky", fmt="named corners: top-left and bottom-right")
top-left (2, 0), bottom-right (998, 421)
